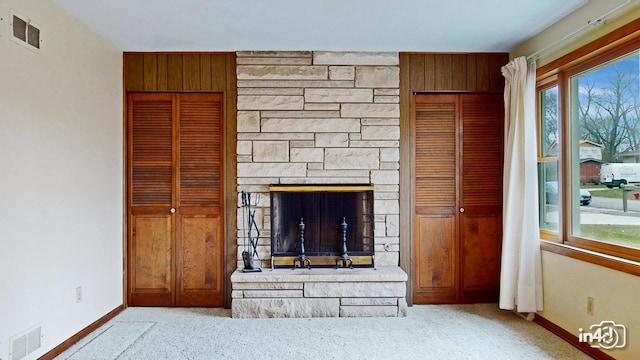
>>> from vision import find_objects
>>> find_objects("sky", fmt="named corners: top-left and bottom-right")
top-left (574, 50), bottom-right (640, 157)
top-left (577, 51), bottom-right (640, 97)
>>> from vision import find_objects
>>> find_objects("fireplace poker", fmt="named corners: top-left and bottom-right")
top-left (248, 193), bottom-right (261, 259)
top-left (241, 191), bottom-right (248, 250)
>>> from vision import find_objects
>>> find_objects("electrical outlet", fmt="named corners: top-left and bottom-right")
top-left (586, 296), bottom-right (594, 316)
top-left (76, 286), bottom-right (82, 303)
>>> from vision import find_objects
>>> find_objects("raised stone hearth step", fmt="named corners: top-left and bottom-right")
top-left (231, 266), bottom-right (408, 318)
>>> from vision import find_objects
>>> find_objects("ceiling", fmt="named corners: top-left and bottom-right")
top-left (52, 0), bottom-right (589, 52)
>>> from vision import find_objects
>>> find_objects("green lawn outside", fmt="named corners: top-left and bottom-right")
top-left (583, 186), bottom-right (638, 200)
top-left (579, 224), bottom-right (640, 248)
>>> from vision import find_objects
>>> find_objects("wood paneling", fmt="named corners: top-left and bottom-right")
top-left (212, 55), bottom-right (228, 91)
top-left (223, 53), bottom-right (238, 309)
top-left (200, 55), bottom-right (212, 91)
top-left (124, 55), bottom-right (144, 92)
top-left (143, 54), bottom-right (158, 91)
top-left (476, 55), bottom-right (490, 92)
top-left (182, 54), bottom-right (201, 91)
top-left (465, 55), bottom-right (477, 92)
top-left (399, 55), bottom-right (413, 300)
top-left (399, 52), bottom-right (507, 305)
top-left (452, 55), bottom-right (467, 90)
top-left (167, 54), bottom-right (183, 91)
top-left (434, 54), bottom-right (453, 90)
top-left (157, 54), bottom-right (168, 91)
top-left (400, 52), bottom-right (507, 93)
top-left (124, 53), bottom-right (233, 92)
top-left (124, 52), bottom-right (237, 308)
top-left (408, 54), bottom-right (425, 91)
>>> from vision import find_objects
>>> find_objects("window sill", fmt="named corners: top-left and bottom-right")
top-left (540, 240), bottom-right (640, 277)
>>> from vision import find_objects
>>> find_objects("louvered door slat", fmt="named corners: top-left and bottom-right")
top-left (461, 95), bottom-right (503, 207)
top-left (414, 95), bottom-right (457, 208)
top-left (178, 94), bottom-right (223, 207)
top-left (131, 98), bottom-right (173, 206)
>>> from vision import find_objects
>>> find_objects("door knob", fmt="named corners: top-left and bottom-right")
top-left (459, 207), bottom-right (465, 213)
top-left (170, 208), bottom-right (176, 214)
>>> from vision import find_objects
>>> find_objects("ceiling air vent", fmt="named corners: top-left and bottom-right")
top-left (10, 10), bottom-right (40, 50)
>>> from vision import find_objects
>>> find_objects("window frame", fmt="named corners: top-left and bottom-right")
top-left (536, 19), bottom-right (640, 268)
top-left (537, 80), bottom-right (561, 241)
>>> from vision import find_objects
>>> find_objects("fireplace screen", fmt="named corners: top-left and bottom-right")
top-left (270, 184), bottom-right (374, 268)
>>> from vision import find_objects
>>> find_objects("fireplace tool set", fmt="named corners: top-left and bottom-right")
top-left (241, 191), bottom-right (262, 272)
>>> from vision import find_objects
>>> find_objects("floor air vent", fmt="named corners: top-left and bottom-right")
top-left (10, 325), bottom-right (41, 360)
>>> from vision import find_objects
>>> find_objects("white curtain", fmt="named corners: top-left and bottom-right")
top-left (499, 56), bottom-right (544, 314)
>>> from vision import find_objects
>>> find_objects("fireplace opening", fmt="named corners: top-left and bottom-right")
top-left (270, 184), bottom-right (375, 268)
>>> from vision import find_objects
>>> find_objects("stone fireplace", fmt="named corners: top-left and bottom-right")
top-left (231, 51), bottom-right (407, 317)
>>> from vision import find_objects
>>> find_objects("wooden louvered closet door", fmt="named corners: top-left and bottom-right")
top-left (128, 93), bottom-right (224, 307)
top-left (413, 94), bottom-right (503, 304)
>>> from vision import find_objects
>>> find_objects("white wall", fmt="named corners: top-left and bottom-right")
top-left (0, 0), bottom-right (123, 359)
top-left (542, 252), bottom-right (640, 359)
top-left (511, 1), bottom-right (640, 359)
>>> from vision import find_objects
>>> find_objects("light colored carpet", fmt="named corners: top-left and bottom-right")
top-left (55, 304), bottom-right (590, 360)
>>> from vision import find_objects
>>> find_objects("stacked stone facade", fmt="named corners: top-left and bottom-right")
top-left (231, 267), bottom-right (408, 318)
top-left (236, 51), bottom-right (400, 269)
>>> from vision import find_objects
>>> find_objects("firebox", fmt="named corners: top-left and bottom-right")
top-left (270, 184), bottom-right (375, 268)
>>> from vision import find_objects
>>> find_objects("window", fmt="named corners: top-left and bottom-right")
top-left (538, 33), bottom-right (640, 263)
top-left (568, 51), bottom-right (640, 250)
top-left (538, 85), bottom-right (560, 235)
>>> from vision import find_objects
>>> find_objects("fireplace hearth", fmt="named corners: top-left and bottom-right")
top-left (270, 184), bottom-right (375, 268)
